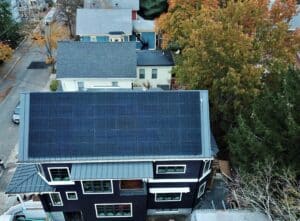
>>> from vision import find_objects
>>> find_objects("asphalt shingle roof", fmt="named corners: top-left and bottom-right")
top-left (6, 164), bottom-right (53, 193)
top-left (84, 0), bottom-right (139, 10)
top-left (137, 50), bottom-right (175, 66)
top-left (19, 91), bottom-right (212, 162)
top-left (56, 41), bottom-right (137, 78)
top-left (76, 9), bottom-right (132, 36)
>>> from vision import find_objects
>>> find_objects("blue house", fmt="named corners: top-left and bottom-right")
top-left (6, 91), bottom-right (216, 221)
top-left (76, 9), bottom-right (156, 49)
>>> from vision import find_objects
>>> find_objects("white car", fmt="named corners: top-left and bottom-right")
top-left (0, 201), bottom-right (46, 221)
top-left (12, 102), bottom-right (20, 124)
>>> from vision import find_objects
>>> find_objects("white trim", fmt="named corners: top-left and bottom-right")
top-left (49, 192), bottom-right (63, 206)
top-left (20, 157), bottom-right (214, 164)
top-left (156, 165), bottom-right (186, 174)
top-left (155, 193), bottom-right (182, 202)
top-left (66, 191), bottom-right (78, 200)
top-left (197, 182), bottom-right (207, 198)
top-left (199, 169), bottom-right (212, 182)
top-left (202, 160), bottom-right (212, 175)
top-left (48, 167), bottom-right (71, 182)
top-left (94, 203), bottom-right (132, 218)
top-left (149, 187), bottom-right (190, 194)
top-left (81, 180), bottom-right (114, 194)
top-left (154, 209), bottom-right (179, 214)
top-left (48, 181), bottom-right (75, 185)
top-left (148, 178), bottom-right (198, 183)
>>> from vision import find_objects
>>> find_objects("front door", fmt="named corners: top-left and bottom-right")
top-left (64, 211), bottom-right (83, 221)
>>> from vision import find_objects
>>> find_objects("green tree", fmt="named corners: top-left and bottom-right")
top-left (0, 0), bottom-right (22, 48)
top-left (139, 0), bottom-right (168, 20)
top-left (228, 68), bottom-right (300, 174)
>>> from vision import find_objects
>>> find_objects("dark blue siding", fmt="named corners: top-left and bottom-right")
top-left (40, 180), bottom-right (147, 221)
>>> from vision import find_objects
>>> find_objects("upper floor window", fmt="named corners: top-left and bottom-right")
top-left (120, 180), bottom-right (143, 190)
top-left (155, 193), bottom-right (182, 202)
top-left (90, 36), bottom-right (97, 42)
top-left (66, 191), bottom-right (78, 200)
top-left (152, 69), bottom-right (158, 79)
top-left (78, 82), bottom-right (84, 91)
top-left (197, 182), bottom-right (207, 198)
top-left (112, 81), bottom-right (118, 87)
top-left (203, 160), bottom-right (211, 175)
top-left (139, 69), bottom-right (145, 79)
top-left (48, 167), bottom-right (70, 182)
top-left (156, 165), bottom-right (186, 174)
top-left (82, 180), bottom-right (113, 194)
top-left (49, 192), bottom-right (63, 206)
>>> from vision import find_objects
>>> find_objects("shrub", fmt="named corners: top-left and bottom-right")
top-left (50, 79), bottom-right (59, 91)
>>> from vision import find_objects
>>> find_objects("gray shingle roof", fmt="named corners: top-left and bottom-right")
top-left (84, 0), bottom-right (139, 10)
top-left (56, 41), bottom-right (137, 78)
top-left (76, 9), bottom-right (132, 36)
top-left (137, 50), bottom-right (175, 66)
top-left (6, 164), bottom-right (53, 194)
top-left (19, 91), bottom-right (213, 162)
top-left (71, 162), bottom-right (153, 180)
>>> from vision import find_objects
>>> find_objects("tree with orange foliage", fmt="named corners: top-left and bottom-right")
top-left (33, 23), bottom-right (68, 73)
top-left (0, 42), bottom-right (13, 62)
top-left (156, 0), bottom-right (300, 155)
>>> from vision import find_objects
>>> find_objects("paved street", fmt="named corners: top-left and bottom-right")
top-left (0, 38), bottom-right (51, 214)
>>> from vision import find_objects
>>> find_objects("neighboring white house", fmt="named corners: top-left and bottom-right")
top-left (135, 50), bottom-right (174, 89)
top-left (56, 41), bottom-right (175, 91)
top-left (56, 41), bottom-right (137, 91)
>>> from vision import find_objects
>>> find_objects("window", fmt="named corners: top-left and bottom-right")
top-left (151, 69), bottom-right (158, 79)
top-left (139, 69), bottom-right (145, 79)
top-left (203, 160), bottom-right (211, 175)
top-left (82, 180), bottom-right (113, 194)
top-left (49, 193), bottom-right (63, 206)
top-left (48, 167), bottom-right (70, 182)
top-left (112, 81), bottom-right (118, 87)
top-left (78, 82), bottom-right (84, 91)
top-left (197, 182), bottom-right (207, 198)
top-left (156, 165), bottom-right (186, 174)
top-left (95, 203), bottom-right (132, 218)
top-left (66, 191), bottom-right (78, 200)
top-left (120, 180), bottom-right (143, 190)
top-left (155, 193), bottom-right (182, 202)
top-left (90, 36), bottom-right (97, 42)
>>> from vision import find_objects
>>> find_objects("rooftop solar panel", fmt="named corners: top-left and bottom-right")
top-left (23, 91), bottom-right (209, 161)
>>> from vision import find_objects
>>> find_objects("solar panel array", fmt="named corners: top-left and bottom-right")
top-left (28, 92), bottom-right (202, 159)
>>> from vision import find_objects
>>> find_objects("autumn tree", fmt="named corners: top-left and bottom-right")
top-left (231, 160), bottom-right (300, 221)
top-left (56, 0), bottom-right (83, 38)
top-left (0, 42), bottom-right (13, 62)
top-left (156, 0), bottom-right (300, 154)
top-left (33, 23), bottom-right (68, 72)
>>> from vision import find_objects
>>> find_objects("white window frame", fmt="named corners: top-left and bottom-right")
top-left (155, 192), bottom-right (182, 202)
top-left (49, 192), bottom-right (63, 206)
top-left (48, 167), bottom-right (72, 183)
top-left (197, 182), bottom-right (207, 198)
top-left (81, 180), bottom-right (114, 194)
top-left (90, 36), bottom-right (97, 42)
top-left (66, 191), bottom-right (78, 200)
top-left (94, 203), bottom-right (132, 218)
top-left (202, 160), bottom-right (211, 175)
top-left (151, 68), bottom-right (158, 79)
top-left (156, 165), bottom-right (186, 174)
top-left (139, 68), bottom-right (145, 79)
top-left (112, 81), bottom-right (118, 87)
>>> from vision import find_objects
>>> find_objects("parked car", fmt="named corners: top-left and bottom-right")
top-left (12, 102), bottom-right (20, 124)
top-left (0, 200), bottom-right (46, 221)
